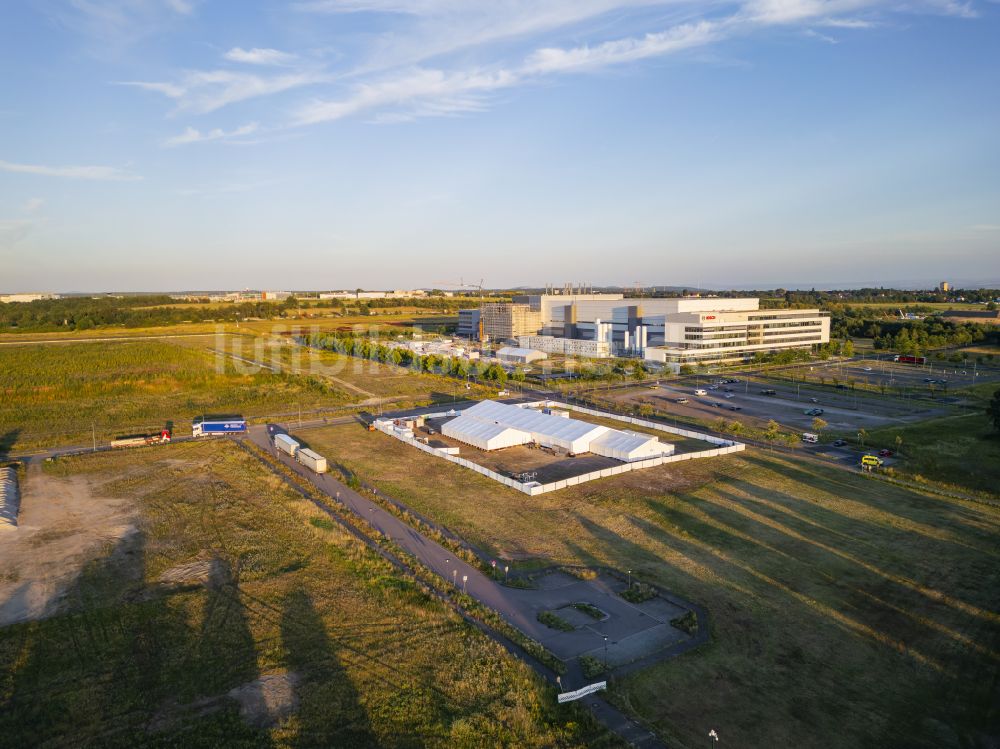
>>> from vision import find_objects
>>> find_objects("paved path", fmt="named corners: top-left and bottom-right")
top-left (248, 424), bottom-right (668, 747)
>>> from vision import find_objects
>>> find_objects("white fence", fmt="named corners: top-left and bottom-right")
top-left (375, 402), bottom-right (745, 496)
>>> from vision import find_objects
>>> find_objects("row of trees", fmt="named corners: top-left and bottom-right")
top-left (300, 332), bottom-right (522, 386)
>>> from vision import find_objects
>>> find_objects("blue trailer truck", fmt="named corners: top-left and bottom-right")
top-left (192, 416), bottom-right (247, 438)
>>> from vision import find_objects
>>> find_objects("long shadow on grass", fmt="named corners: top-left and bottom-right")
top-left (0, 530), bottom-right (271, 747)
top-left (0, 428), bottom-right (19, 457)
top-left (280, 588), bottom-right (376, 748)
top-left (744, 452), bottom-right (1000, 536)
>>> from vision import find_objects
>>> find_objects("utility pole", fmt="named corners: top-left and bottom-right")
top-left (92, 422), bottom-right (96, 452)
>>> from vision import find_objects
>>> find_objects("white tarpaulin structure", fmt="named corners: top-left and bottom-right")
top-left (590, 430), bottom-right (674, 462)
top-left (456, 400), bottom-right (609, 454)
top-left (0, 467), bottom-right (19, 531)
top-left (441, 416), bottom-right (532, 451)
top-left (444, 400), bottom-right (672, 460)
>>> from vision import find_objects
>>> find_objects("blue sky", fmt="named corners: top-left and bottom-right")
top-left (1, 0), bottom-right (998, 292)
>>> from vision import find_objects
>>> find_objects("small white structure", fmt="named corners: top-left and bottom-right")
top-left (0, 467), bottom-right (19, 531)
top-left (495, 346), bottom-right (547, 365)
top-left (591, 430), bottom-right (674, 462)
top-left (442, 416), bottom-right (531, 451)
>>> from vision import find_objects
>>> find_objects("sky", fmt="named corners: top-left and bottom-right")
top-left (1, 0), bottom-right (999, 293)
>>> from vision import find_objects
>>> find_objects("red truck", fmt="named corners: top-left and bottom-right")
top-left (893, 355), bottom-right (926, 365)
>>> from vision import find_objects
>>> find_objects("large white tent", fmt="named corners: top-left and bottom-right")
top-left (0, 467), bottom-right (19, 532)
top-left (457, 400), bottom-right (609, 454)
top-left (441, 415), bottom-right (531, 450)
top-left (590, 430), bottom-right (674, 462)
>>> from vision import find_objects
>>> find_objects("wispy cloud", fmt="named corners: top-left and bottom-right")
top-left (53, 0), bottom-right (196, 49)
top-left (22, 197), bottom-right (45, 213)
top-left (120, 69), bottom-right (328, 114)
top-left (223, 47), bottom-right (298, 65)
top-left (162, 122), bottom-right (260, 147)
top-left (804, 28), bottom-right (839, 43)
top-left (0, 159), bottom-right (141, 181)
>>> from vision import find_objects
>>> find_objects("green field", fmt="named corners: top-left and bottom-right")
top-left (0, 442), bottom-right (607, 747)
top-left (0, 340), bottom-right (354, 451)
top-left (867, 410), bottom-right (1000, 496)
top-left (302, 423), bottom-right (1000, 748)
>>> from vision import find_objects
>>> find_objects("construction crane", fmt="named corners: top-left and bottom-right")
top-left (434, 278), bottom-right (489, 342)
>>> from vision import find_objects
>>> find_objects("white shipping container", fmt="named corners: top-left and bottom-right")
top-left (296, 448), bottom-right (328, 474)
top-left (274, 433), bottom-right (300, 456)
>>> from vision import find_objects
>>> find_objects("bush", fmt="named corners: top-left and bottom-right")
top-left (537, 610), bottom-right (574, 631)
top-left (670, 610), bottom-right (698, 635)
top-left (572, 602), bottom-right (605, 620)
top-left (579, 655), bottom-right (607, 679)
top-left (621, 582), bottom-right (657, 603)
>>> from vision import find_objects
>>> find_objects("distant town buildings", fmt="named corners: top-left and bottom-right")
top-left (318, 289), bottom-right (427, 300)
top-left (938, 281), bottom-right (951, 293)
top-left (0, 293), bottom-right (60, 303)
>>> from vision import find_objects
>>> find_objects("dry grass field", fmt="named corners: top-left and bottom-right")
top-left (303, 423), bottom-right (1000, 748)
top-left (0, 441), bottom-right (611, 747)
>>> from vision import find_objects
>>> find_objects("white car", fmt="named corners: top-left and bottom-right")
top-left (724, 393), bottom-right (735, 399)
top-left (863, 367), bottom-right (873, 372)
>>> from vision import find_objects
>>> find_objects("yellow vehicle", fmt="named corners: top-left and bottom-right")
top-left (861, 454), bottom-right (883, 468)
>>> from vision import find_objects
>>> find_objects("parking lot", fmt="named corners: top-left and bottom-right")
top-left (605, 377), bottom-right (952, 434)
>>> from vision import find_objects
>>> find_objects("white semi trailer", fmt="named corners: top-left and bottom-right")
top-left (274, 433), bottom-right (300, 457)
top-left (296, 448), bottom-right (328, 474)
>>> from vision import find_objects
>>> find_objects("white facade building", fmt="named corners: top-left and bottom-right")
top-left (517, 335), bottom-right (611, 359)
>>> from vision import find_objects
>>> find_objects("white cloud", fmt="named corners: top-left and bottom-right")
top-left (22, 198), bottom-right (45, 213)
top-left (804, 28), bottom-right (838, 43)
top-left (0, 160), bottom-right (141, 181)
top-left (56, 0), bottom-right (196, 48)
top-left (121, 69), bottom-right (328, 114)
top-left (224, 47), bottom-right (298, 65)
top-left (162, 122), bottom-right (260, 147)
top-left (524, 20), bottom-right (721, 74)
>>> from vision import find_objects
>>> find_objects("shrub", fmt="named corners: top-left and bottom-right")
top-left (572, 602), bottom-right (604, 620)
top-left (537, 611), bottom-right (574, 631)
top-left (621, 582), bottom-right (657, 603)
top-left (670, 610), bottom-right (698, 635)
top-left (579, 655), bottom-right (607, 679)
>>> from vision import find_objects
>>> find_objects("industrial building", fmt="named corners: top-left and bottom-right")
top-left (0, 293), bottom-right (59, 303)
top-left (517, 335), bottom-right (611, 358)
top-left (476, 293), bottom-right (828, 368)
top-left (457, 308), bottom-right (482, 337)
top-left (441, 400), bottom-right (674, 461)
top-left (319, 289), bottom-right (427, 300)
top-left (495, 346), bottom-right (547, 365)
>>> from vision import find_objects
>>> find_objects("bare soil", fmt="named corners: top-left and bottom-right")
top-left (0, 460), bottom-right (137, 625)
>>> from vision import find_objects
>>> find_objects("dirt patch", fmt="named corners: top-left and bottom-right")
top-left (0, 460), bottom-right (137, 625)
top-left (157, 558), bottom-right (225, 587)
top-left (228, 670), bottom-right (300, 728)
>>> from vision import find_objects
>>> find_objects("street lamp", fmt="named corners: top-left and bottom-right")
top-left (452, 569), bottom-right (457, 586)
top-left (504, 564), bottom-right (509, 583)
top-left (462, 574), bottom-right (468, 593)
top-left (709, 729), bottom-right (719, 745)
top-left (628, 569), bottom-right (632, 589)
top-left (603, 635), bottom-right (609, 669)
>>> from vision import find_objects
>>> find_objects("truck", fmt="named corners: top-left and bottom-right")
top-left (274, 433), bottom-right (299, 457)
top-left (893, 355), bottom-right (926, 365)
top-left (192, 417), bottom-right (247, 438)
top-left (111, 429), bottom-right (171, 448)
top-left (295, 448), bottom-right (328, 474)
top-left (801, 433), bottom-right (819, 444)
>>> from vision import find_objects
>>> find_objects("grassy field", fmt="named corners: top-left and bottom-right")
top-left (0, 441), bottom-right (609, 747)
top-left (867, 411), bottom-right (1000, 496)
top-left (0, 340), bottom-right (357, 451)
top-left (302, 423), bottom-right (1000, 748)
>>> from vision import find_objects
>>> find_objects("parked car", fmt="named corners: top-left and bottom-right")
top-left (878, 449), bottom-right (894, 457)
top-left (832, 439), bottom-right (848, 447)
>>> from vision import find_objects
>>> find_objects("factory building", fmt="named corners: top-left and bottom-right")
top-left (480, 293), bottom-right (827, 368)
top-left (441, 400), bottom-right (674, 461)
top-left (517, 335), bottom-right (611, 358)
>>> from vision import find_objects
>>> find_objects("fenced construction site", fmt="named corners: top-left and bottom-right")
top-left (373, 400), bottom-right (744, 495)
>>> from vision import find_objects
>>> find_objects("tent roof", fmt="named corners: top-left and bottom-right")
top-left (461, 400), bottom-right (607, 444)
top-left (443, 414), bottom-right (530, 444)
top-left (590, 430), bottom-right (664, 456)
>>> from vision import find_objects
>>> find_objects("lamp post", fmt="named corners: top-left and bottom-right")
top-left (452, 569), bottom-right (457, 586)
top-left (462, 574), bottom-right (468, 594)
top-left (628, 569), bottom-right (632, 589)
top-left (504, 565), bottom-right (509, 583)
top-left (603, 635), bottom-right (609, 670)
top-left (709, 729), bottom-right (719, 746)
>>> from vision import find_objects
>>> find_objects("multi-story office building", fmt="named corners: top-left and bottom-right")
top-left (517, 335), bottom-right (612, 358)
top-left (486, 293), bottom-right (828, 368)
